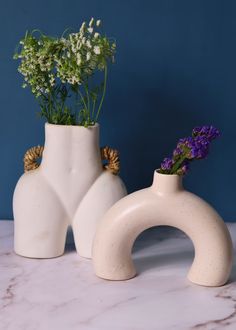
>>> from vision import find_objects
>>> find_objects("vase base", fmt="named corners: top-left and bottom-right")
top-left (95, 272), bottom-right (137, 281)
top-left (187, 274), bottom-right (229, 287)
top-left (14, 249), bottom-right (64, 259)
top-left (77, 253), bottom-right (92, 260)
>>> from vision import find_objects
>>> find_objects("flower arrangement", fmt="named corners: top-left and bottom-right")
top-left (159, 126), bottom-right (220, 175)
top-left (13, 18), bottom-right (116, 126)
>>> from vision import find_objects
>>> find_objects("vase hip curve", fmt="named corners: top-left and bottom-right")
top-left (13, 123), bottom-right (127, 258)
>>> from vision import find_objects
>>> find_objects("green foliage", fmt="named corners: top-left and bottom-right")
top-left (14, 18), bottom-right (116, 126)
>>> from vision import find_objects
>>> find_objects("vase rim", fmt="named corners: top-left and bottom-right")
top-left (152, 169), bottom-right (183, 193)
top-left (155, 169), bottom-right (183, 178)
top-left (45, 122), bottom-right (99, 129)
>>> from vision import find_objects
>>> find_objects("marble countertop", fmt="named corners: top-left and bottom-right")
top-left (1, 220), bottom-right (236, 330)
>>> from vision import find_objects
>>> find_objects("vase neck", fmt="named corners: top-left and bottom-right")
top-left (41, 123), bottom-right (102, 172)
top-left (151, 171), bottom-right (183, 194)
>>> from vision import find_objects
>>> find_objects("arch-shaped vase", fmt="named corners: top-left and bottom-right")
top-left (93, 171), bottom-right (233, 286)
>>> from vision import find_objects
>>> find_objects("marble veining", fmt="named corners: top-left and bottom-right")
top-left (0, 221), bottom-right (236, 330)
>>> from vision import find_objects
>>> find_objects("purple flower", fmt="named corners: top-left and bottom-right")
top-left (173, 146), bottom-right (183, 158)
top-left (160, 157), bottom-right (174, 171)
top-left (159, 125), bottom-right (220, 176)
top-left (177, 161), bottom-right (190, 175)
top-left (181, 162), bottom-right (189, 174)
top-left (192, 125), bottom-right (220, 141)
top-left (177, 136), bottom-right (210, 160)
top-left (193, 136), bottom-right (210, 159)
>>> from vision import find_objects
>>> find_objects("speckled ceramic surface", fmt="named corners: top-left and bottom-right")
top-left (93, 171), bottom-right (233, 286)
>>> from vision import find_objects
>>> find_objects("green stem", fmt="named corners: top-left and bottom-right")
top-left (77, 88), bottom-right (88, 112)
top-left (46, 94), bottom-right (51, 123)
top-left (74, 86), bottom-right (79, 123)
top-left (48, 89), bottom-right (55, 123)
top-left (170, 155), bottom-right (187, 174)
top-left (59, 86), bottom-right (66, 115)
top-left (91, 99), bottom-right (96, 122)
top-left (95, 64), bottom-right (107, 122)
top-left (84, 82), bottom-right (90, 122)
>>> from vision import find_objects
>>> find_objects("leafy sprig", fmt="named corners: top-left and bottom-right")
top-left (14, 18), bottom-right (116, 126)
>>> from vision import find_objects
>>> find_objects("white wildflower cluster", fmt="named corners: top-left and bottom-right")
top-left (14, 18), bottom-right (116, 97)
top-left (14, 18), bottom-right (116, 125)
top-left (14, 35), bottom-right (64, 97)
top-left (56, 18), bottom-right (115, 85)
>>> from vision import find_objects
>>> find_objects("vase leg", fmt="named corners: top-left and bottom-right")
top-left (73, 171), bottom-right (127, 258)
top-left (13, 171), bottom-right (68, 258)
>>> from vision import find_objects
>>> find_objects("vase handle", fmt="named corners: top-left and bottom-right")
top-left (24, 146), bottom-right (44, 172)
top-left (101, 146), bottom-right (120, 175)
top-left (24, 145), bottom-right (120, 175)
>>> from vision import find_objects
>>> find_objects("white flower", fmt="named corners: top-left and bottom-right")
top-left (71, 76), bottom-right (77, 84)
top-left (86, 52), bottom-right (91, 61)
top-left (49, 76), bottom-right (55, 86)
top-left (86, 40), bottom-right (92, 48)
top-left (89, 17), bottom-right (94, 27)
top-left (14, 16), bottom-right (116, 122)
top-left (76, 54), bottom-right (82, 65)
top-left (80, 22), bottom-right (86, 32)
top-left (69, 34), bottom-right (73, 42)
top-left (93, 46), bottom-right (101, 55)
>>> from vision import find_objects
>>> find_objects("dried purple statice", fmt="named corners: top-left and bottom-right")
top-left (177, 136), bottom-right (210, 160)
top-left (176, 161), bottom-right (189, 176)
top-left (159, 125), bottom-right (220, 175)
top-left (192, 125), bottom-right (220, 141)
top-left (160, 157), bottom-right (174, 171)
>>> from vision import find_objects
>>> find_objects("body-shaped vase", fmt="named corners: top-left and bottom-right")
top-left (13, 123), bottom-right (126, 259)
top-left (93, 171), bottom-right (233, 287)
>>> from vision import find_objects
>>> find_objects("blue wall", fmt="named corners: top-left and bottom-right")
top-left (0, 0), bottom-right (236, 220)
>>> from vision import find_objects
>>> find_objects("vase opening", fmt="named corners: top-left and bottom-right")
top-left (152, 170), bottom-right (183, 194)
top-left (45, 122), bottom-right (100, 129)
top-left (41, 122), bottom-right (102, 174)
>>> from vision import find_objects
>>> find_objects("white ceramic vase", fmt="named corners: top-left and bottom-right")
top-left (93, 171), bottom-right (233, 287)
top-left (13, 123), bottom-right (127, 259)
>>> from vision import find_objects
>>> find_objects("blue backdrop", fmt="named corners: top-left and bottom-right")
top-left (0, 0), bottom-right (235, 220)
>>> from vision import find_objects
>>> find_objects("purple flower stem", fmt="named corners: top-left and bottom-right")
top-left (170, 154), bottom-right (187, 174)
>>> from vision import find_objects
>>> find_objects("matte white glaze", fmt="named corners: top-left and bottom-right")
top-left (13, 124), bottom-right (126, 259)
